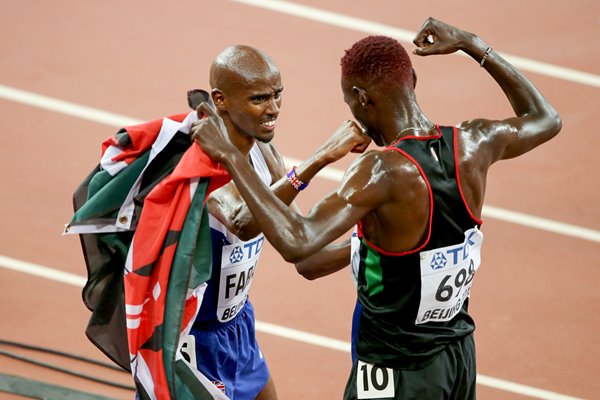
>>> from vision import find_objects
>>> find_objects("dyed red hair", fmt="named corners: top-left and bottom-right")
top-left (341, 35), bottom-right (413, 87)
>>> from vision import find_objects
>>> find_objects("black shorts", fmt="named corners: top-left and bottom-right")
top-left (343, 334), bottom-right (476, 400)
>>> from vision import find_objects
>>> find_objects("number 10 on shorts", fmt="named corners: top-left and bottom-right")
top-left (357, 360), bottom-right (395, 399)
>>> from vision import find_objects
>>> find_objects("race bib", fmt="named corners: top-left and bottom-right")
top-left (416, 228), bottom-right (483, 324)
top-left (356, 360), bottom-right (395, 399)
top-left (217, 235), bottom-right (265, 322)
top-left (179, 334), bottom-right (197, 367)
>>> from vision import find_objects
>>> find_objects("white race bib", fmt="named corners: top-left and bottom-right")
top-left (179, 334), bottom-right (197, 367)
top-left (416, 228), bottom-right (483, 324)
top-left (217, 235), bottom-right (265, 322)
top-left (356, 360), bottom-right (395, 399)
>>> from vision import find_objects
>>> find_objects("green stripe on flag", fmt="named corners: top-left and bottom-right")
top-left (70, 152), bottom-right (150, 224)
top-left (163, 179), bottom-right (214, 397)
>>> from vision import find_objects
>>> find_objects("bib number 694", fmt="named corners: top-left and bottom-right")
top-left (435, 260), bottom-right (475, 302)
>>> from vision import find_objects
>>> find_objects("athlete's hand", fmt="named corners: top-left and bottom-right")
top-left (191, 102), bottom-right (237, 162)
top-left (412, 17), bottom-right (470, 57)
top-left (317, 120), bottom-right (371, 164)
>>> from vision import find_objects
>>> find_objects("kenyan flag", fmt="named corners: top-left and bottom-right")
top-left (65, 109), bottom-right (231, 399)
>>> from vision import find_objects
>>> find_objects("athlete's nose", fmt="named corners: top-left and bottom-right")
top-left (265, 97), bottom-right (280, 116)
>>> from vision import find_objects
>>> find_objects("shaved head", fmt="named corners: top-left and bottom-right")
top-left (210, 45), bottom-right (279, 92)
top-left (207, 45), bottom-right (283, 148)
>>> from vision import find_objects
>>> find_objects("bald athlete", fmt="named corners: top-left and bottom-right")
top-left (192, 19), bottom-right (561, 399)
top-left (185, 46), bottom-right (368, 399)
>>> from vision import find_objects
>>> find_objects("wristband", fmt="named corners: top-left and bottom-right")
top-left (286, 167), bottom-right (309, 191)
top-left (480, 47), bottom-right (492, 67)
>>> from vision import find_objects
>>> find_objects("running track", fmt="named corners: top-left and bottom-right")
top-left (0, 1), bottom-right (598, 399)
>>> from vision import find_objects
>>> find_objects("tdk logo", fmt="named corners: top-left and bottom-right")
top-left (430, 252), bottom-right (447, 270)
top-left (229, 246), bottom-right (244, 263)
top-left (429, 231), bottom-right (479, 270)
top-left (228, 237), bottom-right (265, 264)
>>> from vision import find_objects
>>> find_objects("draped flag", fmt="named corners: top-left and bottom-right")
top-left (65, 104), bottom-right (232, 399)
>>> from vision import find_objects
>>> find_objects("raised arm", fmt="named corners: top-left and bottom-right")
top-left (413, 17), bottom-right (562, 162)
top-left (196, 119), bottom-right (370, 240)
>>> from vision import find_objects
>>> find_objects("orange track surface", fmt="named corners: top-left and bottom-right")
top-left (0, 1), bottom-right (598, 399)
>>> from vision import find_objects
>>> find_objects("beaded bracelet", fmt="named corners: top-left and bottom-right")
top-left (480, 47), bottom-right (492, 67)
top-left (286, 166), bottom-right (309, 191)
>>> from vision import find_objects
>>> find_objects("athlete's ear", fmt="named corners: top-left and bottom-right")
top-left (211, 89), bottom-right (226, 111)
top-left (412, 68), bottom-right (417, 89)
top-left (352, 86), bottom-right (369, 108)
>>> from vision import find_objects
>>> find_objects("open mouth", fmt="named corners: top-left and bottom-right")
top-left (260, 119), bottom-right (277, 129)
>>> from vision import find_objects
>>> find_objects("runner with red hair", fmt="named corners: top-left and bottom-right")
top-left (193, 17), bottom-right (561, 399)
top-left (341, 35), bottom-right (414, 87)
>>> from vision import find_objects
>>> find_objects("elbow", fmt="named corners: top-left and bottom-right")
top-left (300, 272), bottom-right (320, 281)
top-left (544, 107), bottom-right (562, 139)
top-left (279, 242), bottom-right (311, 265)
top-left (551, 112), bottom-right (562, 137)
top-left (281, 250), bottom-right (307, 265)
top-left (228, 208), bottom-right (260, 241)
top-left (294, 263), bottom-right (320, 281)
top-left (275, 224), bottom-right (313, 263)
top-left (234, 225), bottom-right (260, 241)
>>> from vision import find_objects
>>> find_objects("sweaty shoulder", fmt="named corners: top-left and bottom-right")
top-left (341, 148), bottom-right (430, 252)
top-left (453, 120), bottom-right (518, 216)
top-left (456, 118), bottom-right (519, 166)
top-left (339, 149), bottom-right (425, 208)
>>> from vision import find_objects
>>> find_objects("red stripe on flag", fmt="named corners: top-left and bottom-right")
top-left (124, 138), bottom-right (230, 398)
top-left (101, 113), bottom-right (189, 164)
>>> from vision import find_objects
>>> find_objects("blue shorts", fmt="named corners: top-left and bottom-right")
top-left (188, 301), bottom-right (270, 400)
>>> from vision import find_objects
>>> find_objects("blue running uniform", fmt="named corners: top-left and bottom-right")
top-left (182, 143), bottom-right (272, 399)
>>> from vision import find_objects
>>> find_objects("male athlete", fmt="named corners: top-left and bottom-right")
top-left (192, 17), bottom-right (561, 399)
top-left (187, 45), bottom-right (368, 399)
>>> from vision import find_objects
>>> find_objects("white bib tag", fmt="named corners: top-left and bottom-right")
top-left (217, 235), bottom-right (265, 322)
top-left (179, 334), bottom-right (197, 367)
top-left (356, 360), bottom-right (395, 399)
top-left (416, 227), bottom-right (483, 324)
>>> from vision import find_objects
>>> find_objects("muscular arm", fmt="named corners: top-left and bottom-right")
top-left (413, 17), bottom-right (562, 163)
top-left (210, 143), bottom-right (354, 278)
top-left (217, 150), bottom-right (382, 263)
top-left (193, 106), bottom-right (386, 263)
top-left (202, 120), bottom-right (369, 241)
top-left (207, 142), bottom-right (301, 241)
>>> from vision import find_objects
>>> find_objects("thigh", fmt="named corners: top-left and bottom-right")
top-left (186, 325), bottom-right (238, 396)
top-left (232, 303), bottom-right (272, 400)
top-left (256, 376), bottom-right (278, 400)
top-left (449, 334), bottom-right (476, 400)
top-left (344, 336), bottom-right (476, 400)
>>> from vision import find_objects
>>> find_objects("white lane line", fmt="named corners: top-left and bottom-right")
top-left (226, 0), bottom-right (600, 88)
top-left (0, 84), bottom-right (140, 127)
top-left (1, 83), bottom-right (598, 243)
top-left (475, 375), bottom-right (585, 400)
top-left (0, 254), bottom-right (586, 399)
top-left (0, 255), bottom-right (87, 287)
top-left (483, 205), bottom-right (600, 243)
top-left (254, 320), bottom-right (351, 353)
